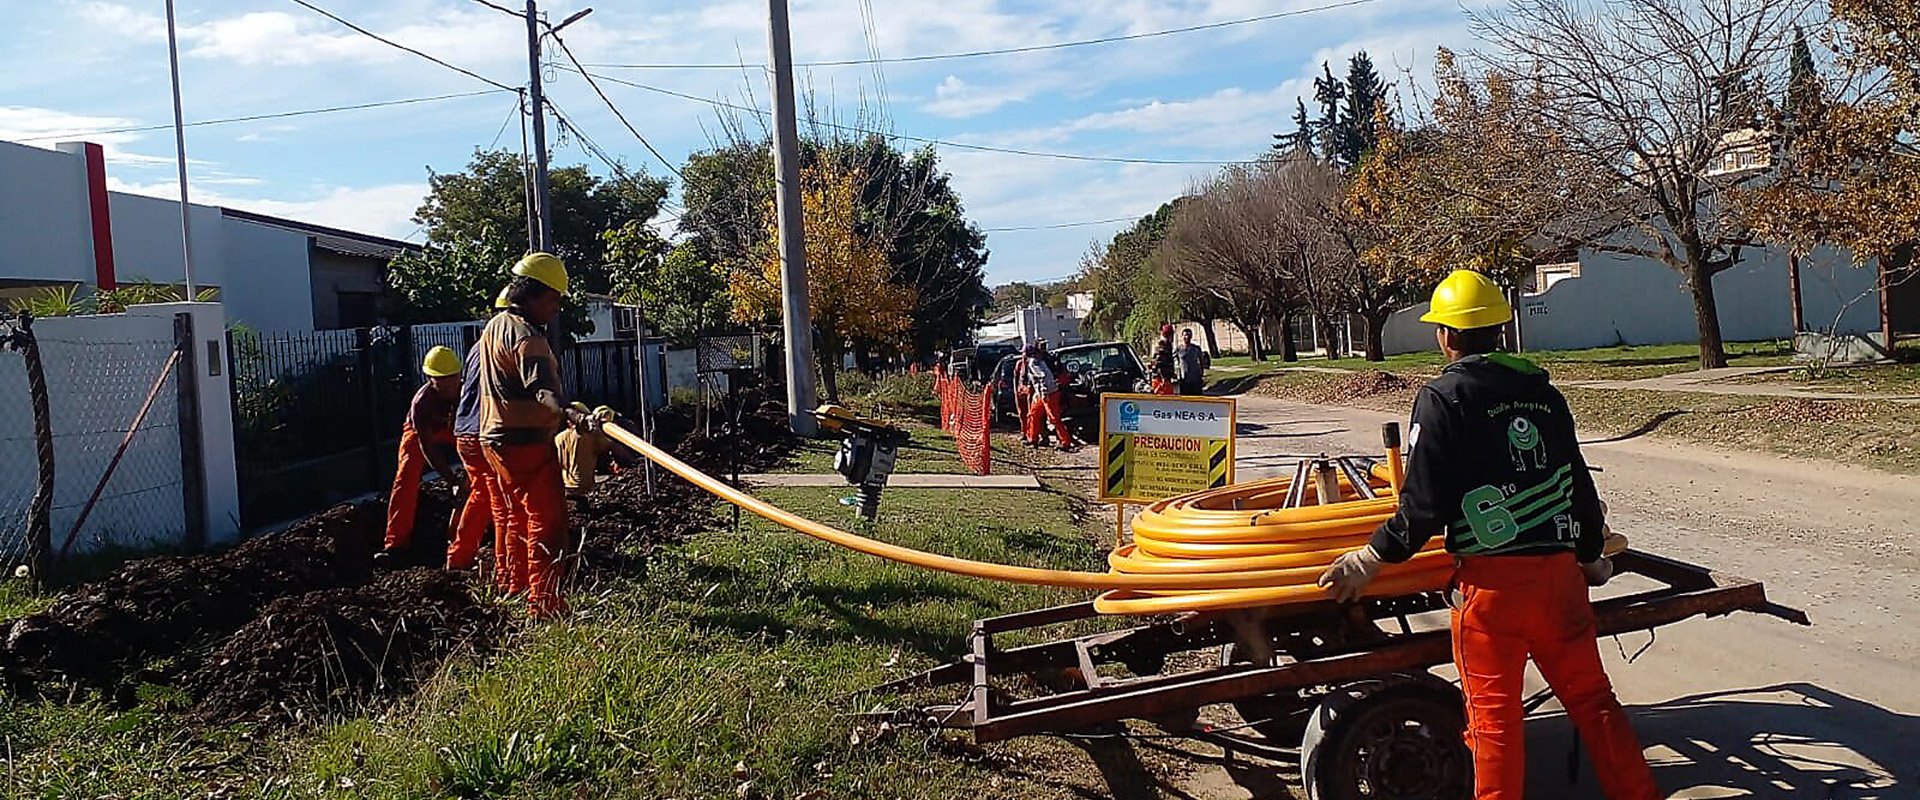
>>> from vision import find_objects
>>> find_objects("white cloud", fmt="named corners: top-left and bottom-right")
top-left (923, 75), bottom-right (1029, 118)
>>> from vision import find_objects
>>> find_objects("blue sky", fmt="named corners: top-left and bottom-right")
top-left (1, 0), bottom-right (1490, 284)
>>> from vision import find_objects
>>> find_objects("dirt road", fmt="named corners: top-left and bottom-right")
top-left (1165, 394), bottom-right (1917, 799)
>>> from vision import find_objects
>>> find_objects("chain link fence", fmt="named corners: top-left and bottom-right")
top-left (0, 310), bottom-right (198, 581)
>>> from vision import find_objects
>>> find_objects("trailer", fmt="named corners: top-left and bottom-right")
top-left (871, 550), bottom-right (1808, 800)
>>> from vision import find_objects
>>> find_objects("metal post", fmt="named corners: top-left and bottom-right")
top-left (163, 0), bottom-right (197, 295)
top-left (13, 314), bottom-right (55, 588)
top-left (525, 0), bottom-right (555, 251)
top-left (766, 0), bottom-right (819, 436)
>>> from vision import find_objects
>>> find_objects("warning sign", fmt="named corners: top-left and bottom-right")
top-left (1098, 393), bottom-right (1235, 502)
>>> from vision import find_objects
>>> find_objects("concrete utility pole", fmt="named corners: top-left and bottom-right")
top-left (524, 0), bottom-right (555, 251)
top-left (163, 0), bottom-right (197, 296)
top-left (766, 0), bottom-right (819, 436)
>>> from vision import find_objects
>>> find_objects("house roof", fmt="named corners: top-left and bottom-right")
top-left (220, 207), bottom-right (422, 260)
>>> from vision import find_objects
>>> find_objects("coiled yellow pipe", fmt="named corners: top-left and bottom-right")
top-left (601, 422), bottom-right (1448, 614)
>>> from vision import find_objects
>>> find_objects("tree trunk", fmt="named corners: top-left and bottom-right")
top-left (1237, 316), bottom-right (1267, 361)
top-left (1787, 251), bottom-right (1805, 334)
top-left (1362, 311), bottom-right (1388, 362)
top-left (1279, 313), bottom-right (1298, 362)
top-left (1880, 257), bottom-right (1893, 352)
top-left (1688, 267), bottom-right (1730, 369)
top-left (1315, 313), bottom-right (1339, 360)
top-left (817, 334), bottom-right (842, 402)
top-left (1200, 318), bottom-right (1221, 357)
top-left (853, 339), bottom-right (875, 374)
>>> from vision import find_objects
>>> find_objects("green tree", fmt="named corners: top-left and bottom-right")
top-left (1338, 52), bottom-right (1391, 168)
top-left (393, 148), bottom-right (671, 326)
top-left (603, 225), bottom-right (730, 344)
top-left (678, 135), bottom-right (988, 358)
top-left (1080, 200), bottom-right (1183, 340)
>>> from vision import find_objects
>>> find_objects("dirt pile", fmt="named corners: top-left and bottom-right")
top-left (0, 488), bottom-right (454, 703)
top-left (186, 568), bottom-right (506, 725)
top-left (1259, 370), bottom-right (1418, 406)
top-left (669, 399), bottom-right (798, 475)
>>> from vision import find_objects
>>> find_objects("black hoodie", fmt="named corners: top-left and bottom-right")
top-left (1370, 353), bottom-right (1605, 563)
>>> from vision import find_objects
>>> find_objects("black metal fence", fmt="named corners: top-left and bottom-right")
top-left (228, 324), bottom-right (641, 529)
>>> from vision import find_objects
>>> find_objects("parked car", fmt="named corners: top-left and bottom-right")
top-left (988, 341), bottom-right (1149, 437)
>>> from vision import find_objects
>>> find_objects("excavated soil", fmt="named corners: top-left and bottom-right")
top-left (0, 428), bottom-right (730, 726)
top-left (186, 568), bottom-right (505, 726)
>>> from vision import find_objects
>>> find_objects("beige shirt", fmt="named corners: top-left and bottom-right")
top-left (556, 426), bottom-right (612, 492)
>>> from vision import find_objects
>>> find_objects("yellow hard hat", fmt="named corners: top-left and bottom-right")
top-left (494, 286), bottom-right (511, 309)
top-left (1420, 269), bottom-right (1513, 330)
top-left (512, 251), bottom-right (569, 295)
top-left (422, 345), bottom-right (463, 377)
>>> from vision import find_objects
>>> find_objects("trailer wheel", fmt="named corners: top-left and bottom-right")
top-left (1299, 679), bottom-right (1471, 800)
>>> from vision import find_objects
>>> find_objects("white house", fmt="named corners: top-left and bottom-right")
top-left (0, 138), bottom-right (416, 332)
top-left (973, 304), bottom-right (1086, 347)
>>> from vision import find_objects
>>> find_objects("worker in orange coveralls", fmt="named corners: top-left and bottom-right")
top-left (477, 253), bottom-right (595, 618)
top-left (377, 345), bottom-right (466, 564)
top-left (445, 289), bottom-right (516, 586)
top-left (1148, 323), bottom-right (1177, 394)
top-left (1318, 270), bottom-right (1659, 800)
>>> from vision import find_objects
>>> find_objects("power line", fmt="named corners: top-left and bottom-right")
top-left (487, 90), bottom-right (525, 149)
top-left (548, 30), bottom-right (686, 180)
top-left (563, 66), bottom-right (1258, 166)
top-left (983, 216), bottom-right (1137, 232)
top-left (14, 90), bottom-right (508, 143)
top-left (463, 0), bottom-right (521, 17)
top-left (585, 0), bottom-right (1384, 70)
top-left (284, 0), bottom-right (515, 90)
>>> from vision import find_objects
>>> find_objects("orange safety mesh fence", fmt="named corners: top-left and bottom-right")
top-left (935, 374), bottom-right (993, 475)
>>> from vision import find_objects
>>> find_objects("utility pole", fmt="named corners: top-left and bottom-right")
top-left (524, 0), bottom-right (555, 251)
top-left (163, 0), bottom-right (197, 296)
top-left (767, 0), bottom-right (819, 436)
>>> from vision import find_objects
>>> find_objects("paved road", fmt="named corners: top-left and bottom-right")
top-left (1172, 394), bottom-right (1919, 800)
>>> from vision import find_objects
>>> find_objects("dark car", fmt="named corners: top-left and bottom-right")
top-left (989, 342), bottom-right (1149, 435)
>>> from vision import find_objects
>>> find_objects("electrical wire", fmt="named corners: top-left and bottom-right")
top-left (486, 90), bottom-right (523, 150)
top-left (14, 90), bottom-right (507, 143)
top-left (463, 0), bottom-right (521, 18)
top-left (562, 66), bottom-right (1260, 166)
top-left (585, 0), bottom-right (1385, 70)
top-left (983, 216), bottom-right (1138, 232)
top-left (548, 31), bottom-right (686, 179)
top-left (283, 0), bottom-right (515, 90)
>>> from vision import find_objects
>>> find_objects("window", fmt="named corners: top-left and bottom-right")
top-left (336, 291), bottom-right (378, 328)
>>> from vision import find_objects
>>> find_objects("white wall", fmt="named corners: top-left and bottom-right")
top-left (219, 216), bottom-right (316, 332)
top-left (1378, 243), bottom-right (1883, 356)
top-left (0, 140), bottom-right (91, 283)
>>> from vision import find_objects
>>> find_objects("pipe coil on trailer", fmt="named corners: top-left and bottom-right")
top-left (601, 422), bottom-right (1449, 613)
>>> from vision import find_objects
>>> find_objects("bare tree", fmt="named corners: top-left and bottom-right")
top-left (1471, 0), bottom-right (1816, 368)
top-left (1159, 169), bottom-right (1289, 361)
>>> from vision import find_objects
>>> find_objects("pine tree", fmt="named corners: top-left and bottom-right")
top-left (1338, 51), bottom-right (1390, 167)
top-left (1313, 62), bottom-right (1346, 161)
top-left (1784, 26), bottom-right (1821, 135)
top-left (1272, 97), bottom-right (1316, 155)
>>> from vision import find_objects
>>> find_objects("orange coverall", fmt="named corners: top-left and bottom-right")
top-left (1452, 554), bottom-right (1660, 800)
top-left (448, 435), bottom-right (512, 580)
top-left (382, 382), bottom-right (456, 552)
top-left (475, 309), bottom-right (571, 618)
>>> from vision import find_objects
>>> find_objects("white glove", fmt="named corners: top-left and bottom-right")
top-left (1317, 545), bottom-right (1384, 603)
top-left (1581, 557), bottom-right (1614, 587)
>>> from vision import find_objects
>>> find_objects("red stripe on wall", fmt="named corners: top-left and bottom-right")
top-left (82, 142), bottom-right (116, 290)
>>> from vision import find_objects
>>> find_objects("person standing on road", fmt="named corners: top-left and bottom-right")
top-left (446, 290), bottom-right (515, 586)
top-left (477, 253), bottom-right (593, 619)
top-left (1174, 328), bottom-right (1210, 396)
top-left (377, 345), bottom-right (466, 564)
top-left (1021, 343), bottom-right (1076, 451)
top-left (1317, 269), bottom-right (1659, 800)
top-left (1149, 324), bottom-right (1178, 394)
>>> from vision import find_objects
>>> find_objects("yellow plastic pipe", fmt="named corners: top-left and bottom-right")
top-left (601, 422), bottom-right (1447, 612)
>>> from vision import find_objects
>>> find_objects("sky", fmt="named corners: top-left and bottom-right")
top-left (0, 0), bottom-right (1495, 285)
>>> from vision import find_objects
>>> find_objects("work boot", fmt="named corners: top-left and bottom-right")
top-left (372, 548), bottom-right (398, 569)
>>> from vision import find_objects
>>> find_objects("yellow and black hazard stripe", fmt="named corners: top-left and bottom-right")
top-left (1207, 438), bottom-right (1230, 488)
top-left (1104, 434), bottom-right (1131, 497)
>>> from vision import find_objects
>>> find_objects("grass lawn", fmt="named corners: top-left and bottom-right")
top-left (1562, 388), bottom-right (1920, 474)
top-left (0, 418), bottom-right (1131, 799)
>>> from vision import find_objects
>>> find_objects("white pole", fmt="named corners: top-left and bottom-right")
top-left (163, 0), bottom-right (197, 296)
top-left (767, 0), bottom-right (819, 435)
